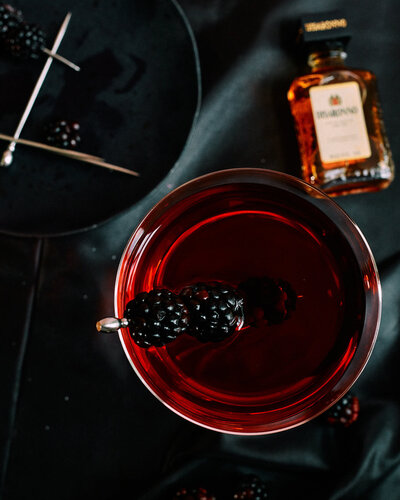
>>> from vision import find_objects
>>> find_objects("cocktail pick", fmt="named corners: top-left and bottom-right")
top-left (42, 47), bottom-right (80, 72)
top-left (0, 133), bottom-right (103, 160)
top-left (1, 12), bottom-right (73, 168)
top-left (0, 133), bottom-right (140, 177)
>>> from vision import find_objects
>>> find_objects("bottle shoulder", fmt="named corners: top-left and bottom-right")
top-left (288, 67), bottom-right (376, 100)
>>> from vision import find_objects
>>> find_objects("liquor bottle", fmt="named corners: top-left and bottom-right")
top-left (287, 11), bottom-right (394, 196)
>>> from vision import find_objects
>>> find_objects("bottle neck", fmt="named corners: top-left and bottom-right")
top-left (307, 49), bottom-right (347, 71)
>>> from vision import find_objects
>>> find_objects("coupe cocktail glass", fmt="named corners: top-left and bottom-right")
top-left (107, 168), bottom-right (380, 434)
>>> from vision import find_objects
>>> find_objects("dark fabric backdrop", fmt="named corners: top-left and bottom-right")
top-left (1, 1), bottom-right (400, 499)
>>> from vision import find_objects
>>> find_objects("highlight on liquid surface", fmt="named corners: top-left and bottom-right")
top-left (118, 181), bottom-right (366, 431)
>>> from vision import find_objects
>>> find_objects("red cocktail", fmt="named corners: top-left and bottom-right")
top-left (113, 169), bottom-right (381, 434)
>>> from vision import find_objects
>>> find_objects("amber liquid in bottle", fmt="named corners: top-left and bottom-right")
top-left (288, 49), bottom-right (394, 196)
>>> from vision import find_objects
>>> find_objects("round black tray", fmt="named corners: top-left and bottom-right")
top-left (0, 0), bottom-right (200, 236)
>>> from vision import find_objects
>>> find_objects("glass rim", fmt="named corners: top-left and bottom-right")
top-left (114, 168), bottom-right (382, 434)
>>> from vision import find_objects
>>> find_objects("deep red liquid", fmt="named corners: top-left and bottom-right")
top-left (119, 183), bottom-right (365, 431)
top-left (161, 210), bottom-right (346, 399)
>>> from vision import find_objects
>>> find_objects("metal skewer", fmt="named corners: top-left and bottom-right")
top-left (1, 13), bottom-right (73, 168)
top-left (96, 317), bottom-right (129, 333)
top-left (0, 133), bottom-right (140, 177)
top-left (42, 48), bottom-right (80, 72)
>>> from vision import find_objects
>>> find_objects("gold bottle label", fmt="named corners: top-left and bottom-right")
top-left (310, 82), bottom-right (371, 164)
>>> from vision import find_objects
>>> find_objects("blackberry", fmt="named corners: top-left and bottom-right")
top-left (180, 282), bottom-right (244, 343)
top-left (173, 487), bottom-right (216, 500)
top-left (0, 3), bottom-right (23, 39)
top-left (233, 475), bottom-right (268, 500)
top-left (239, 277), bottom-right (296, 325)
top-left (326, 394), bottom-right (360, 428)
top-left (44, 120), bottom-right (81, 149)
top-left (3, 22), bottom-right (45, 59)
top-left (124, 289), bottom-right (190, 348)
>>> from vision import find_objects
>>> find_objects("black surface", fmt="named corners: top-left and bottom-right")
top-left (2, 0), bottom-right (400, 499)
top-left (0, 0), bottom-right (199, 235)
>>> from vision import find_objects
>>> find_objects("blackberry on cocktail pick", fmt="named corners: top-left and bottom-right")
top-left (239, 276), bottom-right (296, 326)
top-left (326, 394), bottom-right (360, 428)
top-left (0, 3), bottom-right (23, 39)
top-left (123, 289), bottom-right (190, 348)
top-left (2, 18), bottom-right (80, 70)
top-left (44, 120), bottom-right (81, 149)
top-left (96, 276), bottom-right (296, 346)
top-left (233, 475), bottom-right (268, 500)
top-left (180, 282), bottom-right (244, 343)
top-left (173, 487), bottom-right (216, 500)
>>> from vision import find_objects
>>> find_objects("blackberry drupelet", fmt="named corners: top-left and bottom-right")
top-left (44, 120), bottom-right (81, 149)
top-left (3, 22), bottom-right (45, 59)
top-left (0, 3), bottom-right (23, 39)
top-left (173, 487), bottom-right (216, 500)
top-left (124, 289), bottom-right (190, 348)
top-left (233, 475), bottom-right (268, 500)
top-left (326, 394), bottom-right (360, 427)
top-left (180, 282), bottom-right (244, 343)
top-left (239, 276), bottom-right (296, 325)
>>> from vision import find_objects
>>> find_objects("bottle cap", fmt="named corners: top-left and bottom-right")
top-left (299, 10), bottom-right (351, 51)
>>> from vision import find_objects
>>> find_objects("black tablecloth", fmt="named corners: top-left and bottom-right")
top-left (2, 1), bottom-right (400, 499)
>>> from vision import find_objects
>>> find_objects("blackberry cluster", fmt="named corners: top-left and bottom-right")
top-left (44, 120), bottom-right (81, 149)
top-left (3, 22), bottom-right (45, 59)
top-left (124, 278), bottom-right (296, 348)
top-left (326, 394), bottom-right (360, 428)
top-left (233, 475), bottom-right (268, 500)
top-left (173, 487), bottom-right (216, 500)
top-left (239, 276), bottom-right (296, 325)
top-left (0, 3), bottom-right (22, 39)
top-left (180, 282), bottom-right (244, 343)
top-left (124, 289), bottom-right (189, 348)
